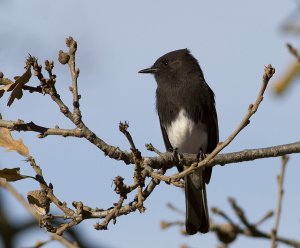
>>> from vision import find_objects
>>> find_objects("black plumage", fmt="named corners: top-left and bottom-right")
top-left (139, 49), bottom-right (219, 234)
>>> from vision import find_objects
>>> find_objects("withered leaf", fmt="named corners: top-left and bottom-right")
top-left (0, 167), bottom-right (30, 181)
top-left (0, 128), bottom-right (29, 156)
top-left (0, 78), bottom-right (17, 98)
top-left (7, 66), bottom-right (32, 106)
top-left (27, 190), bottom-right (50, 215)
top-left (0, 77), bottom-right (15, 86)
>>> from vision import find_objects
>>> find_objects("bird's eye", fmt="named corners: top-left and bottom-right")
top-left (163, 61), bottom-right (168, 66)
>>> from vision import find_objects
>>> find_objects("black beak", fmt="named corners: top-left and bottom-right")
top-left (138, 67), bottom-right (157, 74)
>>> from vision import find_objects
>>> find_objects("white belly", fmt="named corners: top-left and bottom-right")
top-left (166, 109), bottom-right (208, 154)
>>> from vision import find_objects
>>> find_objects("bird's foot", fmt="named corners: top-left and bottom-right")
top-left (196, 148), bottom-right (206, 162)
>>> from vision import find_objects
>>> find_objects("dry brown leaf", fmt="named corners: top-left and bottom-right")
top-left (27, 190), bottom-right (50, 215)
top-left (7, 66), bottom-right (32, 106)
top-left (0, 167), bottom-right (30, 181)
top-left (0, 128), bottom-right (29, 156)
top-left (0, 77), bottom-right (15, 86)
top-left (0, 78), bottom-right (17, 98)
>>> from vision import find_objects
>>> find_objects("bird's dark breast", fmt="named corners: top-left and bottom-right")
top-left (156, 87), bottom-right (180, 126)
top-left (156, 81), bottom-right (211, 127)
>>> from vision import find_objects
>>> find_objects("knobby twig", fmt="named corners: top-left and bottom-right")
top-left (119, 121), bottom-right (145, 212)
top-left (144, 141), bottom-right (300, 171)
top-left (271, 155), bottom-right (289, 248)
top-left (145, 143), bottom-right (163, 155)
top-left (94, 196), bottom-right (125, 230)
top-left (65, 37), bottom-right (81, 124)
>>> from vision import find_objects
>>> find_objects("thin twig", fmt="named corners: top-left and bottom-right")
top-left (271, 155), bottom-right (289, 248)
top-left (94, 196), bottom-right (125, 230)
top-left (79, 174), bottom-right (162, 220)
top-left (119, 121), bottom-right (145, 212)
top-left (166, 202), bottom-right (185, 216)
top-left (211, 207), bottom-right (237, 228)
top-left (66, 37), bottom-right (81, 123)
top-left (143, 162), bottom-right (184, 188)
top-left (119, 121), bottom-right (136, 150)
top-left (51, 235), bottom-right (79, 248)
top-left (287, 43), bottom-right (300, 61)
top-left (160, 220), bottom-right (185, 230)
top-left (254, 210), bottom-right (274, 226)
top-left (0, 119), bottom-right (84, 138)
top-left (145, 143), bottom-right (163, 155)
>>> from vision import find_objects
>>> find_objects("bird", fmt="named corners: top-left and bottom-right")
top-left (139, 49), bottom-right (219, 234)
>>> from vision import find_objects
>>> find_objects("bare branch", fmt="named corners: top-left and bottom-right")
top-left (51, 235), bottom-right (79, 248)
top-left (272, 45), bottom-right (300, 96)
top-left (1, 116), bottom-right (300, 170)
top-left (82, 174), bottom-right (162, 220)
top-left (119, 121), bottom-right (137, 151)
top-left (146, 141), bottom-right (300, 170)
top-left (211, 207), bottom-right (237, 228)
top-left (65, 37), bottom-right (81, 123)
top-left (160, 220), bottom-right (184, 230)
top-left (0, 119), bottom-right (84, 138)
top-left (145, 143), bottom-right (163, 155)
top-left (94, 196), bottom-right (125, 230)
top-left (119, 121), bottom-right (145, 212)
top-left (254, 210), bottom-right (274, 226)
top-left (166, 202), bottom-right (185, 216)
top-left (271, 155), bottom-right (289, 248)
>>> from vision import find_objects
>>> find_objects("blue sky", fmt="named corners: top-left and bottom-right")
top-left (1, 1), bottom-right (300, 248)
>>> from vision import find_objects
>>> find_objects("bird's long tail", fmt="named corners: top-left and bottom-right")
top-left (185, 169), bottom-right (209, 234)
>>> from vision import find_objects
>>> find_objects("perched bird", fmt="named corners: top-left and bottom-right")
top-left (139, 49), bottom-right (219, 234)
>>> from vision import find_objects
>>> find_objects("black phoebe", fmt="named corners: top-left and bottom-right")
top-left (139, 49), bottom-right (219, 234)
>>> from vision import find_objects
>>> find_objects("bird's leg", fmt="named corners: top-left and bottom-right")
top-left (172, 147), bottom-right (178, 157)
top-left (197, 148), bottom-right (206, 162)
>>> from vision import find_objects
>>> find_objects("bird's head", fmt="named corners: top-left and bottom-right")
top-left (139, 49), bottom-right (203, 86)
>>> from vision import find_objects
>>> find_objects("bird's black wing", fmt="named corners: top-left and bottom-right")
top-left (203, 100), bottom-right (219, 184)
top-left (159, 121), bottom-right (172, 148)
